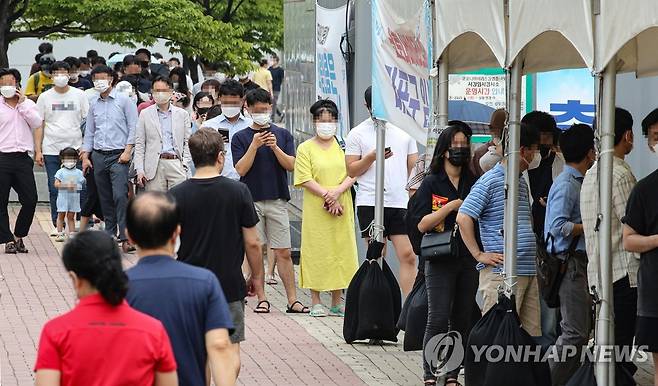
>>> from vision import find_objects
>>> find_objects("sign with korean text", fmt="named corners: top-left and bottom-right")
top-left (371, 0), bottom-right (432, 144)
top-left (316, 3), bottom-right (350, 139)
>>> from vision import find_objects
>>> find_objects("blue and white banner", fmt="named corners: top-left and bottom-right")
top-left (536, 69), bottom-right (595, 130)
top-left (371, 0), bottom-right (432, 145)
top-left (316, 3), bottom-right (350, 139)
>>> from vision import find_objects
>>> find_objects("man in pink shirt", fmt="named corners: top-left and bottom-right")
top-left (0, 68), bottom-right (42, 254)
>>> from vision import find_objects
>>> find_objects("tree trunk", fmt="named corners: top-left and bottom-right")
top-left (183, 54), bottom-right (199, 84)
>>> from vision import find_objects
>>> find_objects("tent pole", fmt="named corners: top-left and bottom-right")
top-left (504, 59), bottom-right (522, 296)
top-left (438, 54), bottom-right (449, 130)
top-left (373, 117), bottom-right (386, 246)
top-left (595, 61), bottom-right (616, 386)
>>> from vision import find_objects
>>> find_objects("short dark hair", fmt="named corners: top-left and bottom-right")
top-left (189, 128), bottom-right (224, 168)
top-left (522, 110), bottom-right (559, 145)
top-left (59, 147), bottom-right (78, 159)
top-left (272, 55), bottom-right (279, 61)
top-left (91, 65), bottom-right (116, 83)
top-left (448, 120), bottom-right (473, 138)
top-left (219, 79), bottom-right (244, 98)
top-left (62, 231), bottom-right (128, 306)
top-left (50, 61), bottom-right (71, 73)
top-left (614, 107), bottom-right (633, 146)
top-left (430, 124), bottom-right (472, 175)
top-left (91, 56), bottom-right (106, 66)
top-left (38, 42), bottom-right (53, 54)
top-left (205, 105), bottom-right (223, 120)
top-left (365, 86), bottom-right (372, 110)
top-left (126, 192), bottom-right (178, 249)
top-left (245, 88), bottom-right (271, 106)
top-left (63, 56), bottom-right (80, 69)
top-left (259, 58), bottom-right (269, 67)
top-left (0, 68), bottom-right (21, 85)
top-left (135, 48), bottom-right (152, 59)
top-left (78, 57), bottom-right (90, 66)
top-left (152, 75), bottom-right (173, 89)
top-left (87, 50), bottom-right (98, 59)
top-left (641, 108), bottom-right (658, 136)
top-left (519, 122), bottom-right (540, 149)
top-left (168, 57), bottom-right (180, 65)
top-left (310, 99), bottom-right (338, 120)
top-left (122, 54), bottom-right (140, 67)
top-left (559, 124), bottom-right (595, 163)
top-left (201, 79), bottom-right (221, 92)
top-left (153, 52), bottom-right (163, 60)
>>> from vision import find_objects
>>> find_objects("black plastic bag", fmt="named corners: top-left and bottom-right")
top-left (483, 296), bottom-right (551, 386)
top-left (397, 273), bottom-right (428, 351)
top-left (465, 293), bottom-right (512, 386)
top-left (564, 357), bottom-right (636, 386)
top-left (344, 241), bottom-right (400, 343)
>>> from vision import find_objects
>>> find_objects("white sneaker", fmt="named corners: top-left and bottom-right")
top-left (54, 233), bottom-right (66, 242)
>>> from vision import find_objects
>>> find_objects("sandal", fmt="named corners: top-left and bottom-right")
top-left (309, 304), bottom-right (327, 317)
top-left (286, 300), bottom-right (310, 314)
top-left (265, 274), bottom-right (278, 285)
top-left (4, 241), bottom-right (17, 254)
top-left (15, 238), bottom-right (28, 253)
top-left (253, 300), bottom-right (271, 313)
top-left (445, 379), bottom-right (462, 386)
top-left (329, 304), bottom-right (345, 317)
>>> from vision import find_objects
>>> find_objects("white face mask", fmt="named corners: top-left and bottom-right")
top-left (79, 70), bottom-right (90, 77)
top-left (479, 146), bottom-right (503, 173)
top-left (172, 82), bottom-right (179, 90)
top-left (222, 106), bottom-right (241, 118)
top-left (54, 75), bottom-right (69, 88)
top-left (63, 160), bottom-right (77, 169)
top-left (69, 73), bottom-right (79, 82)
top-left (0, 86), bottom-right (16, 98)
top-left (526, 151), bottom-right (541, 170)
top-left (251, 113), bottom-right (271, 126)
top-left (152, 92), bottom-right (172, 105)
top-left (652, 143), bottom-right (658, 155)
top-left (93, 79), bottom-right (110, 93)
top-left (316, 122), bottom-right (337, 139)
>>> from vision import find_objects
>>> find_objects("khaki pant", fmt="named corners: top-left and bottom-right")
top-left (479, 266), bottom-right (542, 337)
top-left (145, 159), bottom-right (187, 192)
top-left (254, 199), bottom-right (291, 249)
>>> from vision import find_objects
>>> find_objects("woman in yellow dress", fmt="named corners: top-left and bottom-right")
top-left (294, 100), bottom-right (358, 317)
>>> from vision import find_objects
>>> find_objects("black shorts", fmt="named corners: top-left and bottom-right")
top-left (636, 316), bottom-right (658, 352)
top-left (356, 206), bottom-right (407, 239)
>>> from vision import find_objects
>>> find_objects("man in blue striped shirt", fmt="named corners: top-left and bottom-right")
top-left (544, 124), bottom-right (595, 385)
top-left (457, 123), bottom-right (542, 337)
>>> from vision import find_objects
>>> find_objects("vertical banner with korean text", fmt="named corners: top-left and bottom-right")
top-left (316, 3), bottom-right (350, 139)
top-left (371, 0), bottom-right (432, 145)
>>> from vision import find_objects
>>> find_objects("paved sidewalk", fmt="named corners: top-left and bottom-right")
top-left (0, 206), bottom-right (655, 385)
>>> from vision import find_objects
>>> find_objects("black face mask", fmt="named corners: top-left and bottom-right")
top-left (196, 107), bottom-right (210, 116)
top-left (540, 144), bottom-right (552, 158)
top-left (447, 147), bottom-right (471, 167)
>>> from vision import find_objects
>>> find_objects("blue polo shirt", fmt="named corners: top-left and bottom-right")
top-left (126, 255), bottom-right (234, 386)
top-left (544, 165), bottom-right (587, 254)
top-left (459, 163), bottom-right (537, 275)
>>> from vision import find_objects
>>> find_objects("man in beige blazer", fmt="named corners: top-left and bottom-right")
top-left (134, 76), bottom-right (191, 191)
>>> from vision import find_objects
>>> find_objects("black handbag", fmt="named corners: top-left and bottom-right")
top-left (420, 223), bottom-right (459, 262)
top-left (535, 234), bottom-right (580, 308)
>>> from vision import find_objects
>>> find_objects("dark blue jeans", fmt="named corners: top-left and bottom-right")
top-left (44, 155), bottom-right (87, 225)
top-left (423, 255), bottom-right (479, 381)
top-left (91, 151), bottom-right (129, 241)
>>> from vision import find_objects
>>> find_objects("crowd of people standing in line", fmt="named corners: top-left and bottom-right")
top-left (1, 42), bottom-right (658, 386)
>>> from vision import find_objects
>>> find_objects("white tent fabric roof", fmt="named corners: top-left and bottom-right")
top-left (434, 0), bottom-right (506, 72)
top-left (596, 0), bottom-right (658, 77)
top-left (508, 0), bottom-right (594, 73)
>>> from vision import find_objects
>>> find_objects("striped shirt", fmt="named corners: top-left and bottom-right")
top-left (581, 157), bottom-right (639, 290)
top-left (459, 163), bottom-right (537, 275)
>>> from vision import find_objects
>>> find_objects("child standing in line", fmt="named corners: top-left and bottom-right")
top-left (54, 147), bottom-right (86, 242)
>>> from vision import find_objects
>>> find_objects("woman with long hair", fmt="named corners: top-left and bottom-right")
top-left (34, 231), bottom-right (178, 386)
top-left (408, 125), bottom-right (480, 385)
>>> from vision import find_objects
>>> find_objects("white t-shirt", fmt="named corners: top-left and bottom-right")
top-left (345, 118), bottom-right (418, 208)
top-left (37, 87), bottom-right (89, 155)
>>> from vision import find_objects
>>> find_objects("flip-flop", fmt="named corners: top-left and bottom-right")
top-left (286, 300), bottom-right (310, 314)
top-left (266, 275), bottom-right (278, 285)
top-left (445, 379), bottom-right (462, 386)
top-left (253, 300), bottom-right (271, 314)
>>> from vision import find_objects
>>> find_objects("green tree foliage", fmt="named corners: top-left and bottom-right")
top-left (0, 0), bottom-right (283, 72)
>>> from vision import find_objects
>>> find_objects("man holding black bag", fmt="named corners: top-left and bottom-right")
top-left (543, 124), bottom-right (595, 385)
